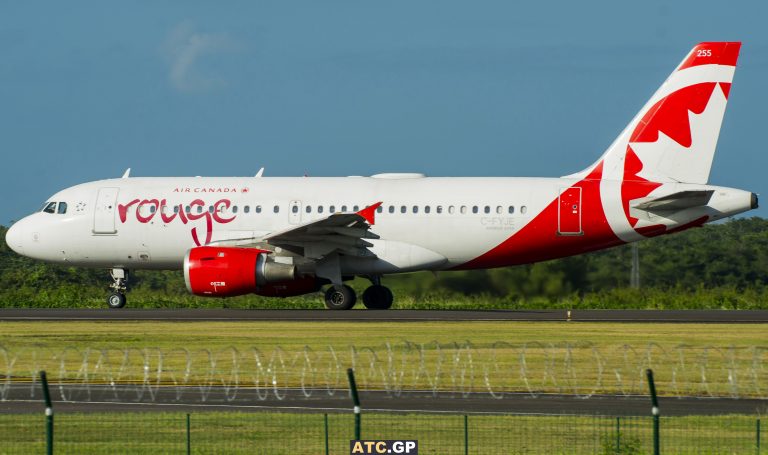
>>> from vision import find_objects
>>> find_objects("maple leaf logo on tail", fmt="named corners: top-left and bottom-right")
top-left (460, 43), bottom-right (747, 271)
top-left (567, 42), bottom-right (741, 240)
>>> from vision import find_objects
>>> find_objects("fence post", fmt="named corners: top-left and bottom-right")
top-left (615, 416), bottom-right (620, 455)
top-left (464, 415), bottom-right (469, 455)
top-left (40, 371), bottom-right (53, 455)
top-left (646, 369), bottom-right (660, 455)
top-left (347, 368), bottom-right (361, 440)
top-left (757, 418), bottom-right (760, 455)
top-left (186, 413), bottom-right (191, 455)
top-left (324, 413), bottom-right (330, 455)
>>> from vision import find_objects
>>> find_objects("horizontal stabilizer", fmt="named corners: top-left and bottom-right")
top-left (632, 190), bottom-right (714, 212)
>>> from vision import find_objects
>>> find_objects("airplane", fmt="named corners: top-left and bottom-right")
top-left (4, 42), bottom-right (757, 310)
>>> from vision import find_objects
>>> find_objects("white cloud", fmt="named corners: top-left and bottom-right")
top-left (161, 21), bottom-right (238, 93)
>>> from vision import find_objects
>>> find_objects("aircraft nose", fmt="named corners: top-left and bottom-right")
top-left (5, 222), bottom-right (24, 255)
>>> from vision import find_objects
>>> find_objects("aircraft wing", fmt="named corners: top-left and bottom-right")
top-left (632, 190), bottom-right (714, 212)
top-left (260, 202), bottom-right (382, 259)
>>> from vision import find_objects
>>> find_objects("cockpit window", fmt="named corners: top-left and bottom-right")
top-left (57, 202), bottom-right (68, 214)
top-left (42, 202), bottom-right (56, 214)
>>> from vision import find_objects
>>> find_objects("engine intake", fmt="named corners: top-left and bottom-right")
top-left (184, 246), bottom-right (304, 297)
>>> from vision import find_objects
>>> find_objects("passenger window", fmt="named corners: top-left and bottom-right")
top-left (197, 206), bottom-right (203, 214)
top-left (472, 206), bottom-right (479, 214)
top-left (244, 206), bottom-right (250, 214)
top-left (449, 206), bottom-right (455, 214)
top-left (232, 206), bottom-right (238, 214)
top-left (521, 206), bottom-right (527, 214)
top-left (150, 205), bottom-right (157, 214)
top-left (460, 206), bottom-right (467, 214)
top-left (376, 206), bottom-right (383, 213)
top-left (341, 205), bottom-right (348, 212)
top-left (388, 206), bottom-right (395, 214)
top-left (496, 206), bottom-right (502, 214)
top-left (208, 206), bottom-right (214, 213)
top-left (412, 206), bottom-right (419, 214)
top-left (330, 205), bottom-right (336, 213)
top-left (436, 206), bottom-right (443, 214)
top-left (57, 202), bottom-right (68, 214)
top-left (185, 206), bottom-right (191, 213)
top-left (424, 206), bottom-right (431, 214)
top-left (256, 205), bottom-right (262, 213)
top-left (508, 206), bottom-right (515, 214)
top-left (174, 206), bottom-right (180, 214)
top-left (353, 205), bottom-right (359, 212)
top-left (400, 206), bottom-right (407, 214)
top-left (274, 205), bottom-right (280, 213)
top-left (318, 206), bottom-right (324, 214)
top-left (484, 206), bottom-right (490, 214)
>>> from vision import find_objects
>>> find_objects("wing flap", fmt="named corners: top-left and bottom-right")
top-left (260, 203), bottom-right (383, 260)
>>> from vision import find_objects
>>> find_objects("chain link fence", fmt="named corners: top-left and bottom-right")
top-left (0, 411), bottom-right (763, 454)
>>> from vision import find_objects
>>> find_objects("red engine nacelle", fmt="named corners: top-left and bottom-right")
top-left (184, 246), bottom-right (318, 298)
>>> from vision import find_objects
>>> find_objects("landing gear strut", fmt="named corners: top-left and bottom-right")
top-left (107, 268), bottom-right (128, 309)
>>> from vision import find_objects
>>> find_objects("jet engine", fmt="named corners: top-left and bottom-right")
top-left (184, 246), bottom-right (317, 297)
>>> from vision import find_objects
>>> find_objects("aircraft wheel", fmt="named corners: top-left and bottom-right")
top-left (107, 293), bottom-right (127, 309)
top-left (324, 285), bottom-right (357, 310)
top-left (362, 285), bottom-right (393, 310)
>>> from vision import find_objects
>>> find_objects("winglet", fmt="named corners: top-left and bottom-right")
top-left (357, 202), bottom-right (382, 225)
top-left (121, 168), bottom-right (131, 178)
top-left (255, 167), bottom-right (264, 177)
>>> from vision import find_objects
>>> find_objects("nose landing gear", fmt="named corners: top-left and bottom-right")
top-left (107, 268), bottom-right (128, 309)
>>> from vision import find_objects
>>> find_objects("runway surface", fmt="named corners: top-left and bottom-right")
top-left (1, 308), bottom-right (768, 322)
top-left (1, 384), bottom-right (766, 416)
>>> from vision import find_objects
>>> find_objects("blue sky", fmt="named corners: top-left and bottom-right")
top-left (2, 1), bottom-right (767, 224)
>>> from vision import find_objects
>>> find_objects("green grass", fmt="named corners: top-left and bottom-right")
top-left (2, 321), bottom-right (767, 398)
top-left (3, 282), bottom-right (768, 310)
top-left (3, 320), bottom-right (767, 350)
top-left (0, 411), bottom-right (762, 454)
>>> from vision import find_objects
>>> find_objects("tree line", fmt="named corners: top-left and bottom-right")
top-left (1, 217), bottom-right (767, 309)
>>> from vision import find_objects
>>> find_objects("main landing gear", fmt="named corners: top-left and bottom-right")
top-left (362, 285), bottom-right (393, 310)
top-left (323, 277), bottom-right (394, 310)
top-left (324, 285), bottom-right (357, 310)
top-left (107, 268), bottom-right (128, 309)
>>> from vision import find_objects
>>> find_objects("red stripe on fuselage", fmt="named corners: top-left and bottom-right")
top-left (456, 162), bottom-right (624, 270)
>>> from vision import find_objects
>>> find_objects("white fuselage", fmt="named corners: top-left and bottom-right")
top-left (5, 174), bottom-right (755, 276)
